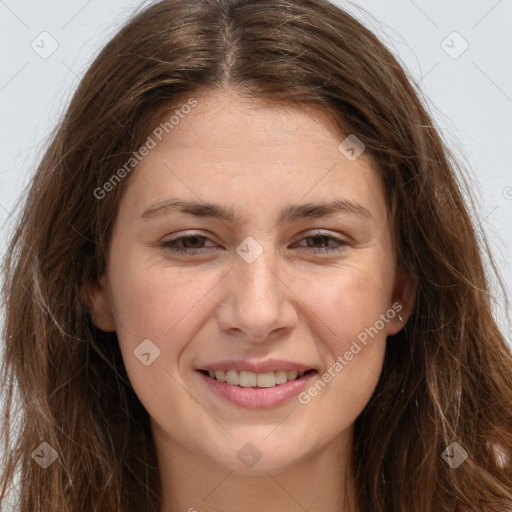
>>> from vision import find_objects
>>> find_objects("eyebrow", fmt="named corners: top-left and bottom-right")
top-left (141, 197), bottom-right (373, 224)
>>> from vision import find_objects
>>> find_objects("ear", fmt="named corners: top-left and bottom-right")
top-left (386, 262), bottom-right (417, 336)
top-left (82, 274), bottom-right (116, 332)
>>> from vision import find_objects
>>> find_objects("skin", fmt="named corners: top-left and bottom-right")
top-left (89, 88), bottom-right (416, 512)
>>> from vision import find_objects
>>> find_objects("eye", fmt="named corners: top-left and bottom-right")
top-left (292, 231), bottom-right (350, 255)
top-left (161, 233), bottom-right (218, 255)
top-left (160, 230), bottom-right (350, 257)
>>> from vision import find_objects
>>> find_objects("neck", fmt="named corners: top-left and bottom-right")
top-left (152, 422), bottom-right (358, 512)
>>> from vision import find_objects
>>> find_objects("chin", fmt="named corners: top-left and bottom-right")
top-left (202, 435), bottom-right (313, 475)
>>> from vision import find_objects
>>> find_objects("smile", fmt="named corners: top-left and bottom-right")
top-left (196, 365), bottom-right (319, 408)
top-left (199, 369), bottom-right (315, 388)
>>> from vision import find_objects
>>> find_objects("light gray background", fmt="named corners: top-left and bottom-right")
top-left (0, 0), bottom-right (511, 341)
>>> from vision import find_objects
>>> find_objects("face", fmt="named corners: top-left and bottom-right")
top-left (89, 89), bottom-right (414, 474)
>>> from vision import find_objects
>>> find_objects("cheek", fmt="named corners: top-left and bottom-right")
top-left (296, 261), bottom-right (393, 347)
top-left (107, 259), bottom-right (224, 425)
top-left (107, 255), bottom-right (224, 375)
top-left (292, 263), bottom-right (391, 404)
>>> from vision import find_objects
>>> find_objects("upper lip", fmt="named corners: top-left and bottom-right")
top-left (198, 359), bottom-right (316, 373)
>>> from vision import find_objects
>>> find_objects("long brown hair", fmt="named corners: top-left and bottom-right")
top-left (1, 0), bottom-right (511, 510)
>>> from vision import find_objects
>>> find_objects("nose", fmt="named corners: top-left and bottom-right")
top-left (215, 246), bottom-right (298, 343)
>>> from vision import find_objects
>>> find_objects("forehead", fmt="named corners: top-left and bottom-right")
top-left (119, 89), bottom-right (386, 224)
top-left (150, 90), bottom-right (347, 155)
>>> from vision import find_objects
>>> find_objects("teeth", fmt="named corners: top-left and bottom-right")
top-left (287, 370), bottom-right (298, 381)
top-left (257, 372), bottom-right (275, 387)
top-left (215, 370), bottom-right (226, 382)
top-left (208, 369), bottom-right (308, 387)
top-left (239, 371), bottom-right (257, 387)
top-left (226, 370), bottom-right (239, 385)
top-left (275, 370), bottom-right (288, 385)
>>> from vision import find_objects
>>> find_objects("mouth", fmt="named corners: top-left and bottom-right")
top-left (196, 364), bottom-right (319, 409)
top-left (198, 368), bottom-right (317, 388)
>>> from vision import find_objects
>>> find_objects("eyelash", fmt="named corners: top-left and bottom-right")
top-left (161, 231), bottom-right (350, 256)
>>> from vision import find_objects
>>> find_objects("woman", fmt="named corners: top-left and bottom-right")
top-left (1, 0), bottom-right (511, 510)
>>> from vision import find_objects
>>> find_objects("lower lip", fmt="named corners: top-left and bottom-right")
top-left (197, 371), bottom-right (318, 409)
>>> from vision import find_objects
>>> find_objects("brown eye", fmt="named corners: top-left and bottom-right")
top-left (293, 232), bottom-right (350, 255)
top-left (161, 234), bottom-right (217, 255)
